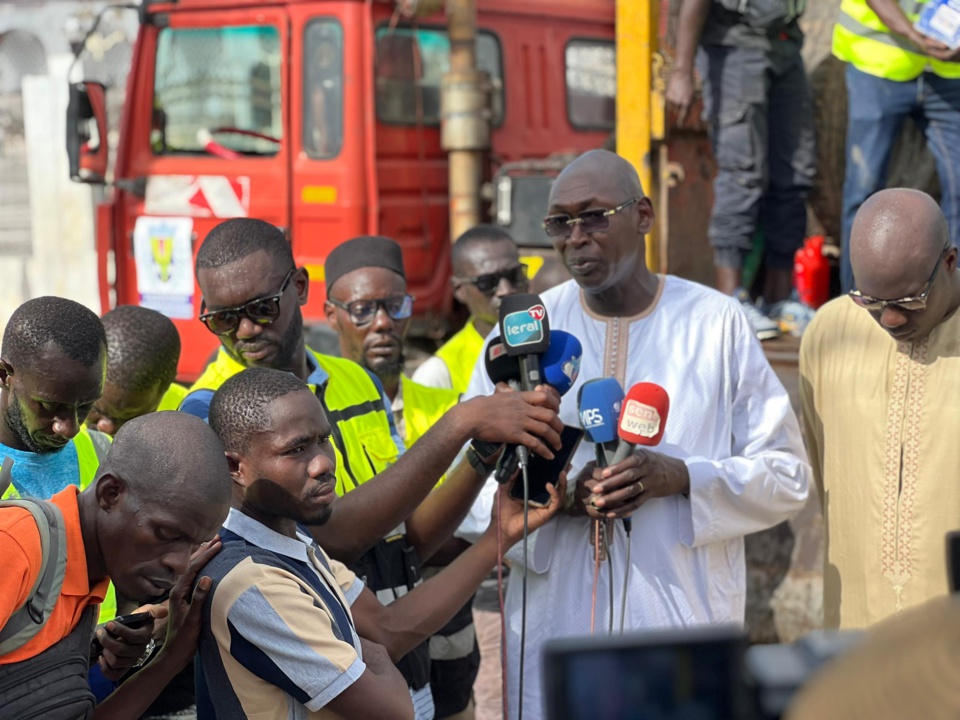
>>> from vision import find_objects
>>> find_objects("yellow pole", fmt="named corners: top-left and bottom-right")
top-left (616, 0), bottom-right (661, 272)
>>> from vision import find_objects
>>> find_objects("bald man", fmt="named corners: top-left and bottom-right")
top-left (0, 412), bottom-right (232, 718)
top-left (459, 150), bottom-right (810, 719)
top-left (800, 188), bottom-right (960, 630)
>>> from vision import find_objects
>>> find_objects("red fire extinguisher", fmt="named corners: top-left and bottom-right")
top-left (794, 236), bottom-right (829, 309)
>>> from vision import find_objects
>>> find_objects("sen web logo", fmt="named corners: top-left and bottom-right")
top-left (621, 399), bottom-right (661, 439)
top-left (502, 305), bottom-right (546, 347)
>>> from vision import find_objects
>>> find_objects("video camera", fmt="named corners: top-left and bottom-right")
top-left (543, 531), bottom-right (960, 720)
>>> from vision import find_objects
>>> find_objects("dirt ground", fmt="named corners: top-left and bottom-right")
top-left (750, 336), bottom-right (824, 644)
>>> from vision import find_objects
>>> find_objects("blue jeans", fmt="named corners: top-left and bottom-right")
top-left (841, 65), bottom-right (960, 292)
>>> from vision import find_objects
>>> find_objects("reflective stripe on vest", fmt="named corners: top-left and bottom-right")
top-left (434, 319), bottom-right (485, 395)
top-left (833, 0), bottom-right (960, 81)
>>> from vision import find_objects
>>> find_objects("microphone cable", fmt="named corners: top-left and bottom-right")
top-left (604, 522), bottom-right (614, 635)
top-left (495, 486), bottom-right (513, 720)
top-left (517, 460), bottom-right (530, 720)
top-left (590, 520), bottom-right (601, 634)
top-left (620, 521), bottom-right (633, 634)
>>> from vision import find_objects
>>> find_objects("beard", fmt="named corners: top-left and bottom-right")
top-left (3, 399), bottom-right (52, 454)
top-left (364, 356), bottom-right (404, 383)
top-left (248, 474), bottom-right (336, 529)
top-left (275, 310), bottom-right (304, 371)
top-left (297, 504), bottom-right (333, 527)
top-left (362, 339), bottom-right (404, 385)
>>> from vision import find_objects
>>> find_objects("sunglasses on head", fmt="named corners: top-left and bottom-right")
top-left (849, 244), bottom-right (950, 313)
top-left (542, 197), bottom-right (641, 239)
top-left (455, 264), bottom-right (528, 295)
top-left (328, 294), bottom-right (415, 327)
top-left (199, 268), bottom-right (296, 336)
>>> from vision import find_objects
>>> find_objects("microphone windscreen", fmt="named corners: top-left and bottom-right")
top-left (484, 336), bottom-right (520, 386)
top-left (498, 293), bottom-right (551, 356)
top-left (618, 382), bottom-right (670, 447)
top-left (541, 330), bottom-right (583, 396)
top-left (577, 378), bottom-right (624, 444)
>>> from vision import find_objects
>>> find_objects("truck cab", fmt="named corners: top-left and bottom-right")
top-left (69, 0), bottom-right (615, 380)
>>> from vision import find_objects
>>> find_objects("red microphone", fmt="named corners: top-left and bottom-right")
top-left (611, 382), bottom-right (670, 536)
top-left (611, 382), bottom-right (670, 465)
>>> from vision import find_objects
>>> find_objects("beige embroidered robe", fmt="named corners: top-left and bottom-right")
top-left (800, 296), bottom-right (960, 629)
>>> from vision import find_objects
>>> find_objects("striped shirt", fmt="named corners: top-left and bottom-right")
top-left (196, 509), bottom-right (366, 719)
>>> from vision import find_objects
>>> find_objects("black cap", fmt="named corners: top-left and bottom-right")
top-left (325, 236), bottom-right (405, 294)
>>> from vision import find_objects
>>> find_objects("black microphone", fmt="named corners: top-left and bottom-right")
top-left (497, 295), bottom-right (551, 474)
top-left (483, 338), bottom-right (521, 483)
top-left (498, 294), bottom-right (551, 392)
top-left (484, 330), bottom-right (583, 484)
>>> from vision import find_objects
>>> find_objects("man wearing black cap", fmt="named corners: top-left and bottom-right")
top-left (326, 235), bottom-right (480, 720)
top-left (182, 219), bottom-right (565, 719)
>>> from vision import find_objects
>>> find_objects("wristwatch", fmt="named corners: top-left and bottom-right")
top-left (466, 446), bottom-right (498, 476)
top-left (132, 638), bottom-right (157, 669)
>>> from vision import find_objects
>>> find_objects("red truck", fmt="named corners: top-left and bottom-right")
top-left (68, 0), bottom-right (616, 380)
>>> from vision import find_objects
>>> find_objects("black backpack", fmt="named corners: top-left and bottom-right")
top-left (0, 466), bottom-right (97, 720)
top-left (717, 0), bottom-right (806, 31)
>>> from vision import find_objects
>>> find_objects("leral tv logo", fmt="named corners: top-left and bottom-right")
top-left (502, 305), bottom-right (546, 347)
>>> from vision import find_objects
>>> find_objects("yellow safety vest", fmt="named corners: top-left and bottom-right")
top-left (157, 382), bottom-right (188, 411)
top-left (399, 375), bottom-right (459, 486)
top-left (189, 348), bottom-right (401, 498)
top-left (1, 428), bottom-right (117, 622)
top-left (435, 318), bottom-right (486, 395)
top-left (833, 0), bottom-right (960, 81)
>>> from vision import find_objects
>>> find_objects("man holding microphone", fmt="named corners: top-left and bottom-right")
top-left (459, 150), bottom-right (811, 719)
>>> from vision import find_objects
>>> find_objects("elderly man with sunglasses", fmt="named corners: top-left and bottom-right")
top-left (800, 188), bottom-right (960, 631)
top-left (181, 219), bottom-right (564, 720)
top-left (457, 150), bottom-right (810, 720)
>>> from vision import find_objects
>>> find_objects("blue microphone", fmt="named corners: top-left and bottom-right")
top-left (485, 331), bottom-right (582, 396)
top-left (577, 378), bottom-right (625, 468)
top-left (486, 331), bottom-right (584, 484)
top-left (541, 331), bottom-right (583, 396)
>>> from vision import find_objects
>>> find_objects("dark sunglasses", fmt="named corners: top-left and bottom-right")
top-left (328, 294), bottom-right (415, 327)
top-left (542, 197), bottom-right (641, 238)
top-left (455, 264), bottom-right (528, 295)
top-left (199, 268), bottom-right (296, 335)
top-left (849, 245), bottom-right (950, 312)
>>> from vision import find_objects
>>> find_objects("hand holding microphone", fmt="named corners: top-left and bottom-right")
top-left (585, 382), bottom-right (690, 520)
top-left (484, 325), bottom-right (583, 486)
top-left (577, 378), bottom-right (625, 468)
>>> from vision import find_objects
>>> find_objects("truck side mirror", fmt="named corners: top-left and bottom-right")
top-left (67, 81), bottom-right (108, 183)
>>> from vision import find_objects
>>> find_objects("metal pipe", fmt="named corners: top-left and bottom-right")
top-left (442, 0), bottom-right (491, 243)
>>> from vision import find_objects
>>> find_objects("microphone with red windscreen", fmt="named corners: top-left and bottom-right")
top-left (611, 382), bottom-right (670, 464)
top-left (610, 382), bottom-right (670, 536)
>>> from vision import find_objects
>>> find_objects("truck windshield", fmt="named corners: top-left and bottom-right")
top-left (152, 25), bottom-right (282, 156)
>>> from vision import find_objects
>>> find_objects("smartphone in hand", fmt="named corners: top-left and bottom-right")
top-left (510, 425), bottom-right (584, 507)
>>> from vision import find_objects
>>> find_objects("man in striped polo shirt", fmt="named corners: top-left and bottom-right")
top-left (198, 368), bottom-right (563, 719)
